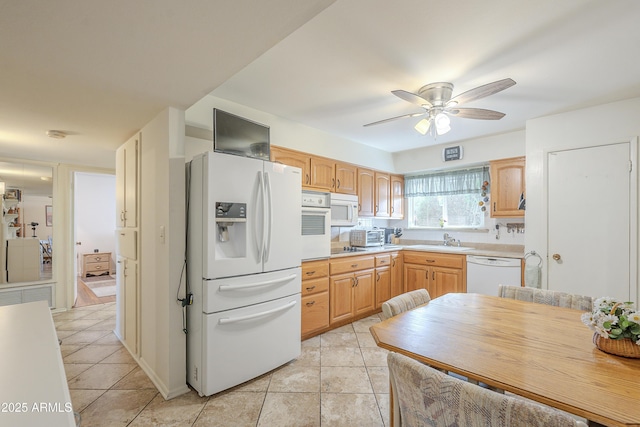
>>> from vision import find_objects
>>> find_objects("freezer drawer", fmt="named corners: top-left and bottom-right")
top-left (203, 267), bottom-right (301, 313)
top-left (198, 294), bottom-right (301, 396)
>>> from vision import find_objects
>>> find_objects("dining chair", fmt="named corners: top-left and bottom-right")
top-left (387, 352), bottom-right (588, 427)
top-left (381, 289), bottom-right (431, 320)
top-left (497, 285), bottom-right (593, 311)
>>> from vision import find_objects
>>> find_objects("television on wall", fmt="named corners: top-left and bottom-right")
top-left (213, 108), bottom-right (270, 160)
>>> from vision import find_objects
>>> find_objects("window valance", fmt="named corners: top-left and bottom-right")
top-left (405, 166), bottom-right (489, 197)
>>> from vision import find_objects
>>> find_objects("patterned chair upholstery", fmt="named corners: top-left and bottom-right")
top-left (387, 352), bottom-right (588, 427)
top-left (498, 285), bottom-right (593, 311)
top-left (381, 289), bottom-right (431, 320)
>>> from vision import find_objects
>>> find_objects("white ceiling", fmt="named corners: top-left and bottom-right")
top-left (0, 0), bottom-right (335, 168)
top-left (2, 0), bottom-right (640, 169)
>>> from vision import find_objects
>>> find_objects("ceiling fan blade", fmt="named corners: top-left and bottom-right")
top-left (447, 78), bottom-right (515, 106)
top-left (363, 112), bottom-right (425, 127)
top-left (392, 90), bottom-right (433, 108)
top-left (448, 108), bottom-right (506, 120)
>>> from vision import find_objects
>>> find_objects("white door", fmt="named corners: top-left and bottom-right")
top-left (263, 161), bottom-right (302, 273)
top-left (548, 142), bottom-right (636, 300)
top-left (201, 152), bottom-right (263, 279)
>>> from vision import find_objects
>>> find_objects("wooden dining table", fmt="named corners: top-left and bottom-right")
top-left (369, 293), bottom-right (640, 427)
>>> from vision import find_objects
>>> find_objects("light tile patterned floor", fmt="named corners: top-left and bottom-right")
top-left (54, 303), bottom-right (390, 426)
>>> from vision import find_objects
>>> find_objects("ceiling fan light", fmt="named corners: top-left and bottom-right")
top-left (414, 118), bottom-right (431, 135)
top-left (435, 113), bottom-right (451, 135)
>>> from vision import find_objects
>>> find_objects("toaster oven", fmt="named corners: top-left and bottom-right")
top-left (350, 229), bottom-right (385, 247)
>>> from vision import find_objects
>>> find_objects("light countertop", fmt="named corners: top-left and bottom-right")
top-left (328, 242), bottom-right (523, 260)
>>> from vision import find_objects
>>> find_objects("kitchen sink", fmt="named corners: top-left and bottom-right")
top-left (406, 244), bottom-right (474, 252)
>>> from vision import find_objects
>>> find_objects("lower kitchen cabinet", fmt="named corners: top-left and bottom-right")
top-left (375, 254), bottom-right (391, 309)
top-left (390, 252), bottom-right (404, 297)
top-left (301, 259), bottom-right (330, 339)
top-left (329, 255), bottom-right (375, 325)
top-left (403, 251), bottom-right (466, 299)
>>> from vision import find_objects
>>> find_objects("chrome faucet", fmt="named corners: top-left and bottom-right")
top-left (443, 233), bottom-right (460, 246)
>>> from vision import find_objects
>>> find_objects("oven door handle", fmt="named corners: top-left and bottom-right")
top-left (218, 274), bottom-right (298, 291)
top-left (218, 300), bottom-right (297, 324)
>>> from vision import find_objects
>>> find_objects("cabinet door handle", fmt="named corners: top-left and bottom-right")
top-left (336, 179), bottom-right (341, 189)
top-left (493, 202), bottom-right (496, 212)
top-left (305, 285), bottom-right (316, 291)
top-left (432, 271), bottom-right (435, 280)
top-left (376, 272), bottom-right (380, 281)
top-left (306, 301), bottom-right (316, 307)
top-left (355, 277), bottom-right (359, 287)
top-left (352, 277), bottom-right (356, 287)
top-left (426, 259), bottom-right (435, 263)
top-left (306, 174), bottom-right (310, 184)
top-left (305, 270), bottom-right (315, 276)
top-left (351, 264), bottom-right (358, 268)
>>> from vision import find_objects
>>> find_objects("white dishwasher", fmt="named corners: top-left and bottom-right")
top-left (466, 255), bottom-right (522, 295)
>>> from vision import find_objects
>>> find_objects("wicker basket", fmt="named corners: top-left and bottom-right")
top-left (593, 333), bottom-right (640, 358)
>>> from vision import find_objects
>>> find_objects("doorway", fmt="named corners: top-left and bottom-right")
top-left (547, 140), bottom-right (637, 301)
top-left (73, 172), bottom-right (117, 307)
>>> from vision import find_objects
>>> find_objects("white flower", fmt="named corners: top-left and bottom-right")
top-left (628, 312), bottom-right (640, 323)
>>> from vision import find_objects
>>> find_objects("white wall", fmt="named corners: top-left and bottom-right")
top-left (186, 95), bottom-right (395, 171)
top-left (526, 96), bottom-right (640, 302)
top-left (74, 173), bottom-right (116, 273)
top-left (139, 107), bottom-right (189, 399)
top-left (21, 195), bottom-right (52, 239)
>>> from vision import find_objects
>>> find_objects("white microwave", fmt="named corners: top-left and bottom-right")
top-left (330, 193), bottom-right (358, 226)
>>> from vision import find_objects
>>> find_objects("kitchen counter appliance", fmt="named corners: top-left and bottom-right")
top-left (330, 193), bottom-right (358, 226)
top-left (301, 191), bottom-right (331, 260)
top-left (187, 151), bottom-right (302, 397)
top-left (350, 229), bottom-right (385, 247)
top-left (466, 255), bottom-right (521, 295)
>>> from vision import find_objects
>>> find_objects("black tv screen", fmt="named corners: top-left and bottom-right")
top-left (213, 108), bottom-right (270, 160)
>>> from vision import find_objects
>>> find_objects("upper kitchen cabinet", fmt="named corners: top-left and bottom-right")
top-left (271, 146), bottom-right (357, 194)
top-left (375, 172), bottom-right (391, 217)
top-left (270, 146), bottom-right (311, 186)
top-left (334, 162), bottom-right (357, 195)
top-left (390, 174), bottom-right (404, 219)
top-left (357, 168), bottom-right (375, 216)
top-left (116, 133), bottom-right (139, 228)
top-left (490, 156), bottom-right (525, 218)
top-left (309, 157), bottom-right (335, 190)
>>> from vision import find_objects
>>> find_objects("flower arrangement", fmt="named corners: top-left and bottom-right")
top-left (581, 297), bottom-right (640, 345)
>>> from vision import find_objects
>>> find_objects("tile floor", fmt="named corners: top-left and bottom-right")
top-left (54, 302), bottom-right (390, 426)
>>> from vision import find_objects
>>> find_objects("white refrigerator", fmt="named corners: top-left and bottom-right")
top-left (187, 151), bottom-right (302, 397)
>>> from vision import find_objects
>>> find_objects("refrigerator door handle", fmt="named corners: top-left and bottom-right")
top-left (218, 274), bottom-right (297, 291)
top-left (217, 300), bottom-right (297, 324)
top-left (256, 171), bottom-right (266, 262)
top-left (264, 171), bottom-right (273, 263)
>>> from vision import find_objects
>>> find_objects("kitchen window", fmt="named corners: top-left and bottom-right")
top-left (406, 166), bottom-right (488, 229)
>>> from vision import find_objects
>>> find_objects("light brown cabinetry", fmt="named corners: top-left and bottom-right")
top-left (357, 168), bottom-right (375, 216)
top-left (403, 251), bottom-right (466, 299)
top-left (301, 259), bottom-right (330, 339)
top-left (271, 146), bottom-right (358, 194)
top-left (490, 156), bottom-right (525, 218)
top-left (390, 175), bottom-right (404, 219)
top-left (375, 172), bottom-right (390, 217)
top-left (334, 162), bottom-right (357, 194)
top-left (82, 252), bottom-right (112, 278)
top-left (329, 255), bottom-right (375, 325)
top-left (374, 254), bottom-right (391, 309)
top-left (390, 251), bottom-right (404, 297)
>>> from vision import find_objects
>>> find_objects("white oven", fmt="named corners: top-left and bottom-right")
top-left (330, 193), bottom-right (358, 226)
top-left (301, 191), bottom-right (331, 260)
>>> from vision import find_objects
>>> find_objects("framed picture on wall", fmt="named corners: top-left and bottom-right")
top-left (45, 205), bottom-right (52, 226)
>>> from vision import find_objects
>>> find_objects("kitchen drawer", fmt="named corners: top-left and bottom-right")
top-left (301, 292), bottom-right (329, 336)
top-left (302, 277), bottom-right (329, 296)
top-left (330, 255), bottom-right (375, 275)
top-left (375, 254), bottom-right (391, 267)
top-left (403, 251), bottom-right (465, 269)
top-left (86, 261), bottom-right (110, 274)
top-left (302, 259), bottom-right (329, 280)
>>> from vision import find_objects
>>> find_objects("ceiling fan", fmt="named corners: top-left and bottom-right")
top-left (364, 78), bottom-right (516, 136)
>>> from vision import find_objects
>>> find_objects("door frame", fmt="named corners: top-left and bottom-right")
top-left (545, 138), bottom-right (638, 304)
